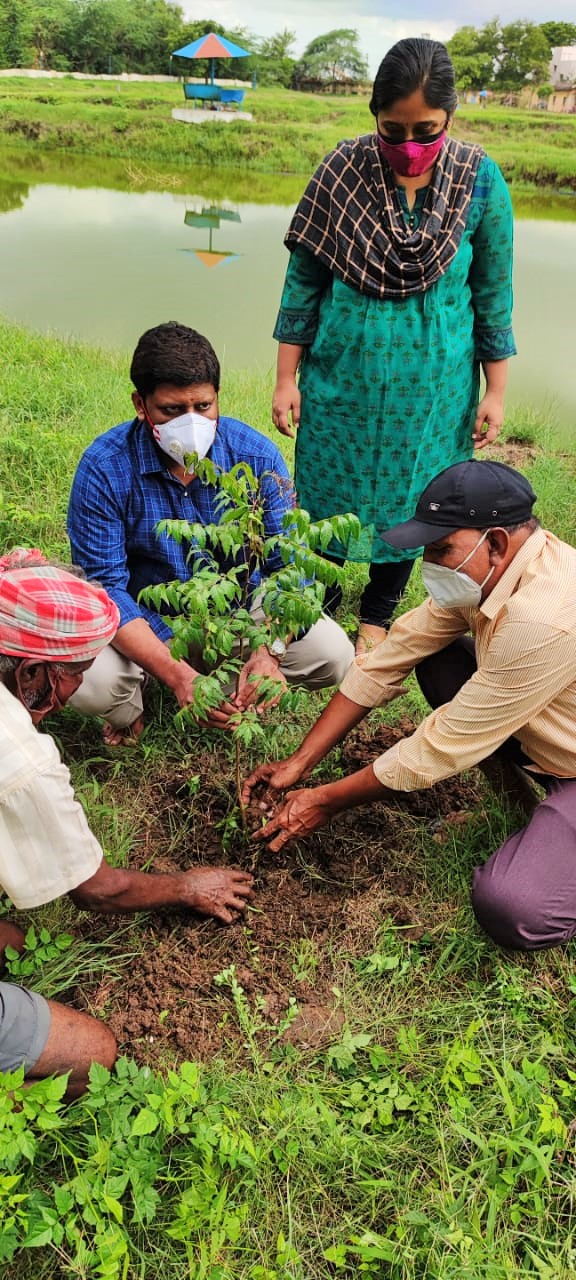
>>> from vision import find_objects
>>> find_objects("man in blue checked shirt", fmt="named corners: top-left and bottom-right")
top-left (68, 323), bottom-right (353, 746)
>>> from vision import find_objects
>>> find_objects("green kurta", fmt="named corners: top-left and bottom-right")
top-left (274, 154), bottom-right (516, 563)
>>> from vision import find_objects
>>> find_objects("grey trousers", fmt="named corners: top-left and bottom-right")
top-left (70, 610), bottom-right (354, 730)
top-left (416, 639), bottom-right (576, 952)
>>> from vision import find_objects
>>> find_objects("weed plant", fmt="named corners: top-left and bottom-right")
top-left (1, 320), bottom-right (576, 1276)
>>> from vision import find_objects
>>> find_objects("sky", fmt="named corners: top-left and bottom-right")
top-left (181, 0), bottom-right (576, 74)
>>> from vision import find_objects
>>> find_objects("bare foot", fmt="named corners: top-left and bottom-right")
top-left (102, 714), bottom-right (145, 748)
top-left (180, 866), bottom-right (254, 924)
top-left (355, 623), bottom-right (388, 657)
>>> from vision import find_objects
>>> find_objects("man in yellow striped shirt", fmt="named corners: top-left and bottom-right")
top-left (244, 460), bottom-right (576, 951)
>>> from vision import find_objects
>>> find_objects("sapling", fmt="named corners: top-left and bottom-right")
top-left (140, 456), bottom-right (360, 829)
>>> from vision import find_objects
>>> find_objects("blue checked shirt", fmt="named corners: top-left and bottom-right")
top-left (68, 416), bottom-right (294, 642)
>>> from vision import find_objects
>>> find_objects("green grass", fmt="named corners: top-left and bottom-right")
top-left (0, 78), bottom-right (575, 189)
top-left (2, 319), bottom-right (576, 1277)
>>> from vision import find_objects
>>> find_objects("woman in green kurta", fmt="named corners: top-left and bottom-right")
top-left (273, 39), bottom-right (516, 652)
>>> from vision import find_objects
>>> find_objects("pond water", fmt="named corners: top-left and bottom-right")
top-left (0, 155), bottom-right (574, 431)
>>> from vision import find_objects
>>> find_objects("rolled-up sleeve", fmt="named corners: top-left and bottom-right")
top-left (373, 621), bottom-right (576, 791)
top-left (340, 598), bottom-right (471, 708)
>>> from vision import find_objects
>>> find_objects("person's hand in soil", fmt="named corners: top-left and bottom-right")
top-left (252, 786), bottom-right (334, 851)
top-left (241, 753), bottom-right (313, 812)
top-left (249, 761), bottom-right (394, 851)
top-left (70, 858), bottom-right (254, 925)
top-left (180, 867), bottom-right (255, 923)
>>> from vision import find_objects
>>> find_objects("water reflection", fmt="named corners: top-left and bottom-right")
top-left (182, 204), bottom-right (241, 268)
top-left (0, 151), bottom-right (573, 429)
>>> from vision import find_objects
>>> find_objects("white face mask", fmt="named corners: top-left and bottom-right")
top-left (421, 530), bottom-right (495, 609)
top-left (152, 412), bottom-right (217, 471)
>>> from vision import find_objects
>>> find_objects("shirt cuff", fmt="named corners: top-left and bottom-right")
top-left (474, 326), bottom-right (517, 361)
top-left (110, 589), bottom-right (143, 630)
top-left (273, 308), bottom-right (318, 344)
top-left (340, 659), bottom-right (405, 708)
top-left (110, 591), bottom-right (173, 643)
top-left (139, 605), bottom-right (174, 643)
top-left (372, 741), bottom-right (434, 792)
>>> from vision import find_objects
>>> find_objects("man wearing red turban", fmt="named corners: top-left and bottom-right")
top-left (0, 550), bottom-right (253, 1095)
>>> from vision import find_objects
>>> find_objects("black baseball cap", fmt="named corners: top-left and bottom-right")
top-left (382, 460), bottom-right (537, 550)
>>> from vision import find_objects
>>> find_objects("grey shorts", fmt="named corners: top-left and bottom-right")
top-left (0, 982), bottom-right (51, 1074)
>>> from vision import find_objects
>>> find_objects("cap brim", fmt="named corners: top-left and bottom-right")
top-left (381, 519), bottom-right (459, 550)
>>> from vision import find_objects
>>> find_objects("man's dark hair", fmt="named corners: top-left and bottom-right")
top-left (130, 322), bottom-right (221, 397)
top-left (370, 38), bottom-right (458, 118)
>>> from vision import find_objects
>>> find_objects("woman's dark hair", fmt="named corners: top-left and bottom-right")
top-left (130, 321), bottom-right (221, 396)
top-left (370, 38), bottom-right (457, 117)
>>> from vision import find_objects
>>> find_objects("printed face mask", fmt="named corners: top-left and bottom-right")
top-left (421, 530), bottom-right (495, 609)
top-left (376, 128), bottom-right (446, 177)
top-left (151, 412), bottom-right (217, 470)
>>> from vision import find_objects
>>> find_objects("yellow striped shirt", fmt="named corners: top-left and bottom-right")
top-left (340, 529), bottom-right (576, 791)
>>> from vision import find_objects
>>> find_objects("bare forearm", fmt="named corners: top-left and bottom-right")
top-left (70, 859), bottom-right (187, 914)
top-left (276, 342), bottom-right (303, 381)
top-left (112, 618), bottom-right (186, 691)
top-left (293, 691), bottom-right (371, 771)
top-left (317, 763), bottom-right (393, 815)
top-left (482, 359), bottom-right (508, 397)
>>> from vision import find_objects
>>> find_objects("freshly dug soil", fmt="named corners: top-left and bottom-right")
top-left (75, 718), bottom-right (483, 1068)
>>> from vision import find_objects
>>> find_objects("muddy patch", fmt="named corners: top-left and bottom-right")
top-left (73, 721), bottom-right (483, 1067)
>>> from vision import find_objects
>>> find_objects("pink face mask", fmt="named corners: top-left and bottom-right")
top-left (377, 129), bottom-right (446, 178)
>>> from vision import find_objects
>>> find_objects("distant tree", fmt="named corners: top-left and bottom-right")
top-left (30, 0), bottom-right (76, 70)
top-left (261, 28), bottom-right (295, 60)
top-left (494, 20), bottom-right (551, 89)
top-left (0, 0), bottom-right (34, 66)
top-left (449, 17), bottom-right (554, 92)
top-left (539, 21), bottom-right (576, 51)
top-left (447, 22), bottom-right (498, 90)
top-left (63, 0), bottom-right (184, 74)
top-left (254, 28), bottom-right (295, 86)
top-left (293, 28), bottom-right (368, 91)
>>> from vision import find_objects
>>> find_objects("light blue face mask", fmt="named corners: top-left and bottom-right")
top-left (421, 530), bottom-right (495, 609)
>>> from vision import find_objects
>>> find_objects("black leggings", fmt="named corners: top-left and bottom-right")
top-left (323, 558), bottom-right (415, 628)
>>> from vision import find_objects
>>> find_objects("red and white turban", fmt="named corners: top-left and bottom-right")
top-left (0, 549), bottom-right (119, 663)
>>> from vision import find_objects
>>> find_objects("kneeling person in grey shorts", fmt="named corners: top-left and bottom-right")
top-left (0, 923), bottom-right (114, 1097)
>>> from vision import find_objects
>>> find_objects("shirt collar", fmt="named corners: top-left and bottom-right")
top-left (133, 418), bottom-right (170, 476)
top-left (479, 527), bottom-right (547, 619)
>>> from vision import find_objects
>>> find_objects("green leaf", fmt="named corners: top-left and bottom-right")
top-left (23, 1226), bottom-right (54, 1248)
top-left (103, 1195), bottom-right (124, 1224)
top-left (130, 1108), bottom-right (160, 1137)
top-left (323, 1243), bottom-right (348, 1266)
top-left (89, 1062), bottom-right (112, 1090)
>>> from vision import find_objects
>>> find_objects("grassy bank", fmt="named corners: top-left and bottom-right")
top-left (2, 319), bottom-right (576, 1278)
top-left (0, 77), bottom-right (575, 189)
